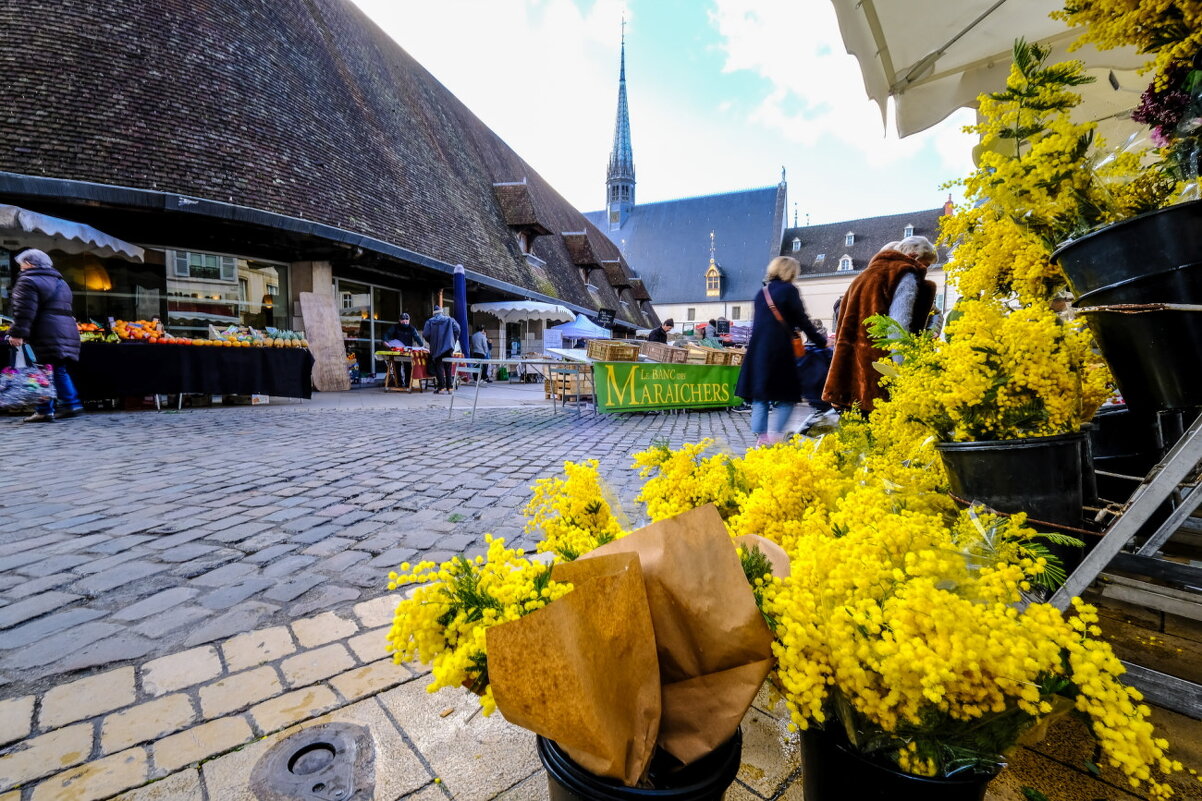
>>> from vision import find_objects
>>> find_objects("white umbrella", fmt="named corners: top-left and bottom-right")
top-left (829, 0), bottom-right (1147, 137)
top-left (0, 204), bottom-right (145, 261)
top-left (470, 300), bottom-right (575, 357)
top-left (469, 300), bottom-right (575, 323)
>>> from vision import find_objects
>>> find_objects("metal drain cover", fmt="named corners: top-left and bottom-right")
top-left (250, 722), bottom-right (375, 801)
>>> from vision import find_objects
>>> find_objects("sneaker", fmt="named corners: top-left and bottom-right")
top-left (56, 407), bottom-right (84, 419)
top-left (23, 413), bottom-right (54, 423)
top-left (799, 408), bottom-right (840, 435)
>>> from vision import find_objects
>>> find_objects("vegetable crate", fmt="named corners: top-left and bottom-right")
top-left (586, 339), bottom-right (641, 362)
top-left (639, 341), bottom-right (688, 364)
top-left (686, 346), bottom-right (730, 365)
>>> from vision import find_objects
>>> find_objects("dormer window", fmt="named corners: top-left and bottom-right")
top-left (705, 264), bottom-right (721, 297)
top-left (838, 255), bottom-right (853, 272)
top-left (791, 237), bottom-right (801, 252)
top-left (903, 224), bottom-right (914, 238)
top-left (516, 230), bottom-right (532, 254)
top-left (845, 232), bottom-right (854, 246)
top-left (814, 253), bottom-right (825, 267)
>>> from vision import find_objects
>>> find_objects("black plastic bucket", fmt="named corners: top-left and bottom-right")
top-left (536, 731), bottom-right (742, 801)
top-left (1052, 199), bottom-right (1202, 297)
top-left (936, 433), bottom-right (1085, 526)
top-left (801, 727), bottom-right (998, 801)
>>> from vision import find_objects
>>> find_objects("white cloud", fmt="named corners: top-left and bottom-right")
top-left (707, 0), bottom-right (976, 170)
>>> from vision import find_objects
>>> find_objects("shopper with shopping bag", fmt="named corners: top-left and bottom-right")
top-left (5, 249), bottom-right (82, 422)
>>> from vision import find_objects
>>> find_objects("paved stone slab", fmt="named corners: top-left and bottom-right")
top-left (141, 646), bottom-right (223, 697)
top-left (152, 715), bottom-right (253, 774)
top-left (101, 694), bottom-right (197, 754)
top-left (0, 591), bottom-right (82, 630)
top-left (0, 695), bottom-right (33, 748)
top-left (0, 722), bottom-right (93, 791)
top-left (221, 626), bottom-right (296, 673)
top-left (40, 666), bottom-right (137, 729)
top-left (199, 666), bottom-right (284, 719)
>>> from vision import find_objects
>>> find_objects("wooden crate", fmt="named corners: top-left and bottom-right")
top-left (727, 350), bottom-right (745, 367)
top-left (639, 340), bottom-right (688, 364)
top-left (686, 345), bottom-right (729, 365)
top-left (586, 339), bottom-right (640, 362)
top-left (549, 371), bottom-right (594, 399)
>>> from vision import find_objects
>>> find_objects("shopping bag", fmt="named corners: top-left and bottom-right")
top-left (0, 345), bottom-right (56, 409)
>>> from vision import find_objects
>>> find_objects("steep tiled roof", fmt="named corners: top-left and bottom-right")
top-left (0, 0), bottom-right (651, 326)
top-left (782, 207), bottom-right (948, 276)
top-left (584, 185), bottom-right (786, 304)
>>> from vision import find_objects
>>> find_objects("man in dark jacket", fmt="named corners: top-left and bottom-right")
top-left (381, 313), bottom-right (424, 387)
top-left (647, 318), bottom-right (673, 343)
top-left (6, 249), bottom-right (83, 422)
top-left (422, 306), bottom-right (461, 394)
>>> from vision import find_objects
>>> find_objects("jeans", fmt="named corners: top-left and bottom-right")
top-left (749, 401), bottom-right (795, 436)
top-left (37, 362), bottom-right (81, 416)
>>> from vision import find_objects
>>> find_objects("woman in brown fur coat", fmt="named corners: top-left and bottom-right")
top-left (822, 236), bottom-right (937, 412)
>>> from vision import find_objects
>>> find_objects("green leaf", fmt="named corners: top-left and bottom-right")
top-left (1021, 787), bottom-right (1051, 801)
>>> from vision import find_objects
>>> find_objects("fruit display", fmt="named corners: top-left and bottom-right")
top-left (208, 325), bottom-right (309, 348)
top-left (77, 320), bottom-right (309, 348)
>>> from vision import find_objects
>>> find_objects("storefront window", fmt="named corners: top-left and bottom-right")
top-left (45, 252), bottom-right (168, 325)
top-left (337, 278), bottom-right (402, 378)
top-left (165, 250), bottom-right (289, 336)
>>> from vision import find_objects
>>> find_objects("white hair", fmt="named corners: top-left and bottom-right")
top-left (896, 236), bottom-right (937, 265)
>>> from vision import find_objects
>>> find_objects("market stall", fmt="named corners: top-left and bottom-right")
top-left (375, 347), bottom-right (430, 392)
top-left (73, 342), bottom-right (314, 400)
top-left (547, 340), bottom-right (743, 414)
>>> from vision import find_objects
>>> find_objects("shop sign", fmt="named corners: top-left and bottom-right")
top-left (595, 308), bottom-right (616, 328)
top-left (592, 362), bottom-right (741, 413)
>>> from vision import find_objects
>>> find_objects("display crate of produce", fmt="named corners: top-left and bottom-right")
top-left (586, 339), bottom-right (641, 362)
top-left (727, 350), bottom-right (745, 366)
top-left (686, 345), bottom-right (730, 365)
top-left (639, 340), bottom-right (689, 364)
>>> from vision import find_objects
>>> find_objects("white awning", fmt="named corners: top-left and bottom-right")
top-left (829, 0), bottom-right (1147, 138)
top-left (0, 204), bottom-right (145, 262)
top-left (470, 300), bottom-right (574, 323)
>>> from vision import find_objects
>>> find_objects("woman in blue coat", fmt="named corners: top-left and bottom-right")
top-left (6, 249), bottom-right (83, 422)
top-left (735, 256), bottom-right (826, 445)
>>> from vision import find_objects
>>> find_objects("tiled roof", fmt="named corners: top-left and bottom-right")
top-left (782, 207), bottom-right (948, 276)
top-left (0, 0), bottom-right (652, 327)
top-left (584, 185), bottom-right (786, 303)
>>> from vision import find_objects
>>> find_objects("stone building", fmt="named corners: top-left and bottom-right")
top-left (0, 0), bottom-right (653, 375)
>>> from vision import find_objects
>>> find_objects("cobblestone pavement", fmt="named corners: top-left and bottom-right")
top-left (0, 405), bottom-right (754, 697)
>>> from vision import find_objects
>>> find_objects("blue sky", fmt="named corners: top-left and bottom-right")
top-left (350, 0), bottom-right (977, 224)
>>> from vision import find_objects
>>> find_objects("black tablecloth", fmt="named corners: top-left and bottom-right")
top-left (73, 343), bottom-right (315, 400)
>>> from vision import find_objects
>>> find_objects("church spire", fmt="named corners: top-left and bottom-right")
top-left (606, 17), bottom-right (635, 230)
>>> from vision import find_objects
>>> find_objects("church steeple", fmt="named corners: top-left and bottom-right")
top-left (606, 18), bottom-right (635, 231)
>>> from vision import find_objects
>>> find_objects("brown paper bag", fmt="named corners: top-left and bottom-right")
top-left (583, 505), bottom-right (775, 765)
top-left (487, 552), bottom-right (661, 786)
top-left (488, 505), bottom-right (774, 784)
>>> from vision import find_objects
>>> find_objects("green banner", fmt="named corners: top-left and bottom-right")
top-left (592, 361), bottom-right (742, 413)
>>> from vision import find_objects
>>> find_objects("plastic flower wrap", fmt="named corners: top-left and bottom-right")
top-left (1055, 1), bottom-right (1202, 199)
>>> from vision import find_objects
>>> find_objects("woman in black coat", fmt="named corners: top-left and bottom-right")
top-left (735, 256), bottom-right (826, 445)
top-left (6, 249), bottom-right (83, 422)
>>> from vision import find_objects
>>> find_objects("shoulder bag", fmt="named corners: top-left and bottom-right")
top-left (762, 287), bottom-right (805, 359)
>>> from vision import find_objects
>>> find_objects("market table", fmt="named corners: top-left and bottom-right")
top-left (444, 357), bottom-right (592, 420)
top-left (374, 350), bottom-right (430, 392)
top-left (73, 342), bottom-right (315, 400)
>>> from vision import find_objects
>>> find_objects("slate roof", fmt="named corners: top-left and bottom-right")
top-left (0, 0), bottom-right (652, 327)
top-left (584, 184), bottom-right (786, 304)
top-left (782, 207), bottom-right (949, 276)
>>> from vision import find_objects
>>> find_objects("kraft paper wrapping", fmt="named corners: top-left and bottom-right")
top-left (487, 552), bottom-right (661, 786)
top-left (488, 504), bottom-right (775, 785)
